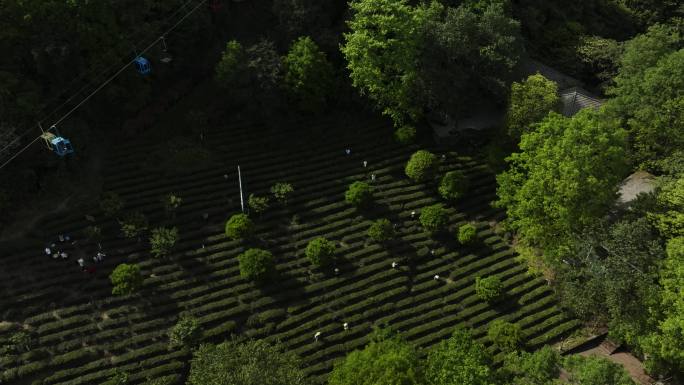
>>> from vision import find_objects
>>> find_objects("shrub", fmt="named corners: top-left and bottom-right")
top-left (248, 194), bottom-right (270, 216)
top-left (475, 275), bottom-right (503, 302)
top-left (283, 36), bottom-right (333, 112)
top-left (7, 331), bottom-right (32, 353)
top-left (305, 237), bottom-right (336, 267)
top-left (100, 192), bottom-right (124, 218)
top-left (345, 181), bottom-right (373, 208)
top-left (419, 204), bottom-right (449, 234)
top-left (215, 40), bottom-right (245, 86)
top-left (162, 193), bottom-right (182, 217)
top-left (225, 213), bottom-right (254, 240)
top-left (457, 223), bottom-right (478, 245)
top-left (83, 225), bottom-right (102, 242)
top-left (119, 212), bottom-right (148, 240)
top-left (150, 227), bottom-right (179, 258)
top-left (238, 248), bottom-right (275, 281)
top-left (405, 150), bottom-right (438, 182)
top-left (169, 314), bottom-right (202, 349)
top-left (110, 263), bottom-right (143, 296)
top-left (271, 182), bottom-right (294, 204)
top-left (394, 125), bottom-right (416, 145)
top-left (367, 219), bottom-right (395, 243)
top-left (487, 319), bottom-right (522, 352)
top-left (107, 370), bottom-right (129, 385)
top-left (438, 170), bottom-right (469, 201)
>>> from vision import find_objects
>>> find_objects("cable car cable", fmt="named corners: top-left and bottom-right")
top-left (0, 0), bottom-right (202, 156)
top-left (0, 0), bottom-right (210, 170)
top-left (38, 0), bottom-right (201, 125)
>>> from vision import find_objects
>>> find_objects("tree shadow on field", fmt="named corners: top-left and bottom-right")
top-left (173, 251), bottom-right (215, 283)
top-left (138, 287), bottom-right (181, 320)
top-left (257, 269), bottom-right (307, 306)
top-left (363, 202), bottom-right (394, 221)
top-left (386, 237), bottom-right (420, 289)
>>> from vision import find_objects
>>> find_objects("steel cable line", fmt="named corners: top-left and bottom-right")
top-left (0, 0), bottom-right (210, 170)
top-left (37, 0), bottom-right (199, 126)
top-left (0, 0), bottom-right (201, 156)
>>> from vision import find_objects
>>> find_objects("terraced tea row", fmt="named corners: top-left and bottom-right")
top-left (0, 116), bottom-right (577, 384)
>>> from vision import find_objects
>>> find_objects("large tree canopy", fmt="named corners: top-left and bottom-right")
top-left (495, 109), bottom-right (628, 258)
top-left (187, 339), bottom-right (310, 385)
top-left (644, 236), bottom-right (684, 375)
top-left (283, 36), bottom-right (334, 112)
top-left (505, 74), bottom-right (559, 140)
top-left (341, 0), bottom-right (431, 126)
top-left (424, 327), bottom-right (493, 385)
top-left (341, 0), bottom-right (522, 126)
top-left (418, 1), bottom-right (523, 119)
top-left (605, 24), bottom-right (683, 168)
top-left (328, 329), bottom-right (423, 385)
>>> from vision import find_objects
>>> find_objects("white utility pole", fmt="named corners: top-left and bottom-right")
top-left (237, 165), bottom-right (245, 213)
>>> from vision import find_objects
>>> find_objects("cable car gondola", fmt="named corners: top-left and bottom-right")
top-left (134, 56), bottom-right (151, 75)
top-left (40, 125), bottom-right (74, 157)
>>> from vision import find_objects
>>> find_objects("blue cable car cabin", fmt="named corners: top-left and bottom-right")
top-left (51, 137), bottom-right (74, 156)
top-left (134, 56), bottom-right (151, 75)
top-left (40, 130), bottom-right (75, 157)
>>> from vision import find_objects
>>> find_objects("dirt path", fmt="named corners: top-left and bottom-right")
top-left (577, 346), bottom-right (655, 385)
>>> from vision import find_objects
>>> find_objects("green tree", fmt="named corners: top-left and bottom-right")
top-left (246, 39), bottom-right (282, 91)
top-left (505, 74), bottom-right (560, 140)
top-left (162, 193), bottom-right (182, 218)
top-left (644, 237), bottom-right (684, 374)
top-left (487, 320), bottom-right (522, 353)
top-left (457, 223), bottom-right (477, 245)
top-left (605, 24), bottom-right (683, 167)
top-left (495, 109), bottom-right (628, 259)
top-left (345, 181), bottom-right (373, 208)
top-left (187, 339), bottom-right (309, 385)
top-left (110, 263), bottom-right (143, 296)
top-left (341, 0), bottom-right (432, 126)
top-left (149, 227), bottom-right (179, 258)
top-left (419, 1), bottom-right (523, 119)
top-left (368, 219), bottom-right (395, 243)
top-left (405, 150), bottom-right (438, 182)
top-left (225, 213), bottom-right (254, 240)
top-left (100, 191), bottom-right (124, 218)
top-left (216, 40), bottom-right (245, 86)
top-left (248, 194), bottom-right (270, 216)
top-left (419, 204), bottom-right (449, 234)
top-left (283, 36), bottom-right (333, 112)
top-left (329, 328), bottom-right (423, 385)
top-left (119, 212), bottom-right (149, 240)
top-left (576, 36), bottom-right (623, 87)
top-left (502, 346), bottom-right (561, 385)
top-left (563, 355), bottom-right (635, 385)
top-left (305, 237), bottom-right (336, 267)
top-left (424, 327), bottom-right (493, 385)
top-left (169, 314), bottom-right (202, 349)
top-left (238, 248), bottom-right (275, 281)
top-left (394, 125), bottom-right (417, 145)
top-left (271, 182), bottom-right (295, 205)
top-left (651, 175), bottom-right (684, 238)
top-left (438, 170), bottom-right (469, 201)
top-left (475, 275), bottom-right (503, 303)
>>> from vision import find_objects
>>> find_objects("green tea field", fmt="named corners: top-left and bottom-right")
top-left (0, 111), bottom-right (579, 384)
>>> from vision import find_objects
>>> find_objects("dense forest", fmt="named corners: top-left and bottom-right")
top-left (1, 0), bottom-right (683, 384)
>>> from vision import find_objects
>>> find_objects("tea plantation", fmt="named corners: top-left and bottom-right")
top-left (0, 113), bottom-right (578, 384)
